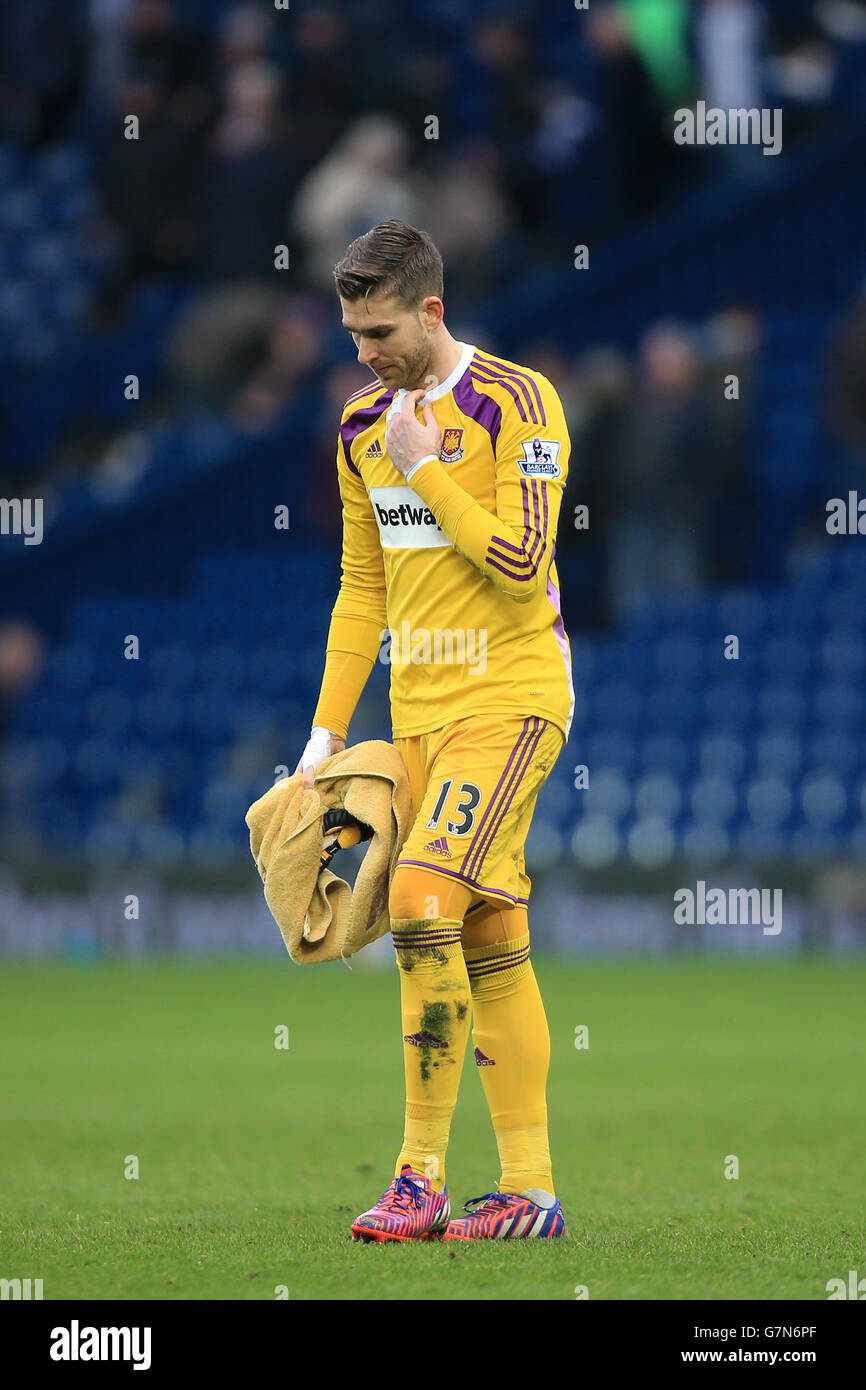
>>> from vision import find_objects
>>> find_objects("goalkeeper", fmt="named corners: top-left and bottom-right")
top-left (296, 220), bottom-right (574, 1243)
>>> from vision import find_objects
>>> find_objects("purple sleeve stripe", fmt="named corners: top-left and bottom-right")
top-left (523, 475), bottom-right (536, 530)
top-left (487, 555), bottom-right (538, 581)
top-left (488, 557), bottom-right (539, 580)
top-left (453, 365), bottom-right (503, 445)
top-left (527, 537), bottom-right (544, 571)
top-left (495, 356), bottom-right (547, 425)
top-left (492, 539), bottom-right (539, 567)
top-left (525, 479), bottom-right (548, 567)
top-left (472, 359), bottom-right (538, 424)
top-left (489, 532), bottom-right (525, 556)
top-left (486, 478), bottom-right (550, 577)
top-left (474, 352), bottom-right (546, 425)
top-left (488, 544), bottom-right (538, 569)
top-left (469, 366), bottom-right (529, 424)
top-left (517, 478), bottom-right (543, 571)
top-left (526, 476), bottom-right (547, 534)
top-left (488, 540), bottom-right (539, 571)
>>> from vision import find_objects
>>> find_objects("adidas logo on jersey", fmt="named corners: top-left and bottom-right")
top-left (364, 439), bottom-right (384, 458)
top-left (422, 835), bottom-right (451, 858)
top-left (474, 1048), bottom-right (496, 1066)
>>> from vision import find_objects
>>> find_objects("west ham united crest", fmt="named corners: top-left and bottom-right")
top-left (439, 427), bottom-right (465, 462)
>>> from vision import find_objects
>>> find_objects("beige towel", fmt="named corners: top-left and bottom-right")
top-left (245, 740), bottom-right (411, 964)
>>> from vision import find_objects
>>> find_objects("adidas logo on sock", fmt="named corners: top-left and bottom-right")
top-left (422, 835), bottom-right (451, 858)
top-left (365, 439), bottom-right (384, 457)
top-left (474, 1047), bottom-right (495, 1066)
top-left (404, 1030), bottom-right (446, 1048)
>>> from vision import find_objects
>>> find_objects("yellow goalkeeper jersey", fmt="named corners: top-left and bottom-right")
top-left (313, 341), bottom-right (574, 742)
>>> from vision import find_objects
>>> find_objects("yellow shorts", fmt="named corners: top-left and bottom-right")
top-left (393, 714), bottom-right (564, 907)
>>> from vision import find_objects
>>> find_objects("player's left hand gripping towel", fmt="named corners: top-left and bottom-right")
top-left (245, 740), bottom-right (412, 964)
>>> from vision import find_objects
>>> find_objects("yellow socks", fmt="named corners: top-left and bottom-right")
top-left (463, 932), bottom-right (554, 1194)
top-left (391, 916), bottom-right (472, 1191)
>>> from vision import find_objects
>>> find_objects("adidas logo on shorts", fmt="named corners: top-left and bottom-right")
top-left (422, 835), bottom-right (451, 858)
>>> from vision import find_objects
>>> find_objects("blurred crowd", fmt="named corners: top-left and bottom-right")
top-left (539, 306), bottom-right (762, 628)
top-left (3, 0), bottom-right (866, 612)
top-left (3, 0), bottom-right (864, 310)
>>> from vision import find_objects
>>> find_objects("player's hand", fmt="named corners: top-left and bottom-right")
top-left (385, 388), bottom-right (441, 478)
top-left (294, 727), bottom-right (346, 790)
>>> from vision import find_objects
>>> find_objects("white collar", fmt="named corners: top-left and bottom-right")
top-left (391, 341), bottom-right (476, 406)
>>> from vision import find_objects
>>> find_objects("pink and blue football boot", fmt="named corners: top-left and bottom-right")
top-left (351, 1164), bottom-right (450, 1243)
top-left (442, 1190), bottom-right (565, 1240)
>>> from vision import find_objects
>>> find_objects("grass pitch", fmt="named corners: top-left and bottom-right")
top-left (1, 955), bottom-right (864, 1300)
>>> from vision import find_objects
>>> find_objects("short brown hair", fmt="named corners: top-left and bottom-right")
top-left (334, 220), bottom-right (444, 306)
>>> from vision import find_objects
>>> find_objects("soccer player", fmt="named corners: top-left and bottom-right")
top-left (296, 220), bottom-right (574, 1242)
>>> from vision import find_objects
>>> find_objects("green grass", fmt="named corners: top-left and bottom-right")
top-left (1, 956), bottom-right (864, 1300)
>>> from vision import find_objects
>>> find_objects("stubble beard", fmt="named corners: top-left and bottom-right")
top-left (385, 338), bottom-right (435, 394)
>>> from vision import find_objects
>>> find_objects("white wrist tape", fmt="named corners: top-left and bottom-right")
top-left (300, 725), bottom-right (337, 774)
top-left (404, 453), bottom-right (439, 483)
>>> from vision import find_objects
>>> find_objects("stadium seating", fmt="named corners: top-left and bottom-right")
top-left (6, 540), bottom-right (866, 869)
